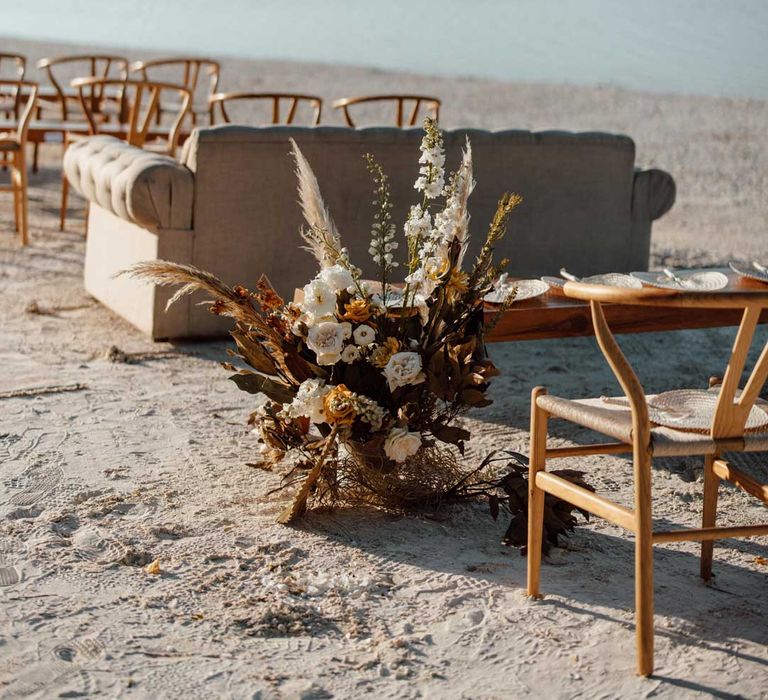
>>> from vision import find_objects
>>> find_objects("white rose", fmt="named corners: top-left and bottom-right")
top-left (319, 264), bottom-right (355, 292)
top-left (384, 427), bottom-right (422, 463)
top-left (353, 324), bottom-right (376, 346)
top-left (302, 278), bottom-right (337, 319)
top-left (340, 321), bottom-right (352, 339)
top-left (340, 345), bottom-right (360, 363)
top-left (306, 321), bottom-right (347, 365)
top-left (383, 351), bottom-right (425, 391)
top-left (282, 378), bottom-right (329, 423)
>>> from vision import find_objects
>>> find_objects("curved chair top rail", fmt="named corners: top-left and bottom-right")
top-left (0, 53), bottom-right (26, 79)
top-left (0, 80), bottom-right (38, 140)
top-left (332, 94), bottom-right (441, 127)
top-left (37, 54), bottom-right (130, 69)
top-left (70, 77), bottom-right (191, 153)
top-left (562, 280), bottom-right (768, 309)
top-left (130, 57), bottom-right (220, 96)
top-left (210, 91), bottom-right (323, 125)
top-left (37, 54), bottom-right (130, 119)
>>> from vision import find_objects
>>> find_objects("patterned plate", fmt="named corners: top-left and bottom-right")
top-left (484, 279), bottom-right (549, 304)
top-left (542, 273), bottom-right (642, 289)
top-left (603, 389), bottom-right (768, 433)
top-left (630, 270), bottom-right (728, 291)
top-left (729, 261), bottom-right (768, 285)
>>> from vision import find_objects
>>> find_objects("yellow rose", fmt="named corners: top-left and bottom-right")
top-left (343, 298), bottom-right (372, 323)
top-left (322, 384), bottom-right (358, 425)
top-left (370, 337), bottom-right (401, 368)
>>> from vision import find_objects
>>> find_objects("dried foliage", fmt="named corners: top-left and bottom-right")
top-left (126, 119), bottom-right (528, 524)
top-left (452, 450), bottom-right (595, 554)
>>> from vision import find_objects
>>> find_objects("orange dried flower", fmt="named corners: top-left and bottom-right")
top-left (446, 269), bottom-right (469, 302)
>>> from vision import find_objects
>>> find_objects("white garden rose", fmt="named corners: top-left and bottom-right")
top-left (306, 321), bottom-right (347, 365)
top-left (384, 427), bottom-right (422, 463)
top-left (319, 264), bottom-right (355, 292)
top-left (340, 345), bottom-right (361, 363)
top-left (383, 351), bottom-right (425, 391)
top-left (302, 278), bottom-right (337, 319)
top-left (281, 378), bottom-right (329, 423)
top-left (353, 324), bottom-right (376, 346)
top-left (340, 321), bottom-right (352, 339)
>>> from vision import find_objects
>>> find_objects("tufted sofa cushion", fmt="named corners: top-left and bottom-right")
top-left (63, 136), bottom-right (194, 230)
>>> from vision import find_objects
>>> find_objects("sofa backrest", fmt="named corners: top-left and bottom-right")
top-left (180, 125), bottom-right (669, 300)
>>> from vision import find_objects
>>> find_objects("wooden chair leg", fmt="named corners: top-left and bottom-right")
top-left (11, 155), bottom-right (20, 233)
top-left (527, 386), bottom-right (548, 598)
top-left (17, 149), bottom-right (29, 246)
top-left (700, 454), bottom-right (719, 581)
top-left (59, 172), bottom-right (69, 232)
top-left (32, 141), bottom-right (39, 174)
top-left (634, 450), bottom-right (654, 676)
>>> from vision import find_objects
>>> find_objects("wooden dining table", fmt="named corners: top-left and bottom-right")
top-left (484, 268), bottom-right (768, 342)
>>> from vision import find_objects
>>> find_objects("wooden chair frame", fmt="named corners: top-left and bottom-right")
top-left (58, 78), bottom-right (191, 231)
top-left (34, 54), bottom-right (129, 174)
top-left (210, 91), bottom-right (322, 126)
top-left (0, 80), bottom-right (38, 245)
top-left (332, 94), bottom-right (440, 127)
top-left (0, 54), bottom-right (26, 116)
top-left (37, 54), bottom-right (129, 121)
top-left (527, 281), bottom-right (768, 676)
top-left (130, 57), bottom-right (219, 125)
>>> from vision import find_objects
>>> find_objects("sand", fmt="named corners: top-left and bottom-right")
top-left (1, 36), bottom-right (767, 699)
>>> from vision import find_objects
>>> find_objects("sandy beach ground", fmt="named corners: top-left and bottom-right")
top-left (1, 36), bottom-right (767, 699)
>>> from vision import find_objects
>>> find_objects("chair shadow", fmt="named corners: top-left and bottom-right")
top-left (298, 503), bottom-right (768, 654)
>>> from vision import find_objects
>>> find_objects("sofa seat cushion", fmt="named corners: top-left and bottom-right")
top-left (63, 135), bottom-right (194, 230)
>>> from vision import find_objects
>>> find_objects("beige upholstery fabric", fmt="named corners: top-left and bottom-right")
top-left (75, 125), bottom-right (675, 338)
top-left (537, 393), bottom-right (768, 457)
top-left (64, 136), bottom-right (194, 230)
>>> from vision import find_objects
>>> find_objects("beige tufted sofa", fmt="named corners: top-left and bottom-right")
top-left (64, 125), bottom-right (675, 339)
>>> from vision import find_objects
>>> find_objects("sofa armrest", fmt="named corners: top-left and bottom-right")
top-left (63, 135), bottom-right (194, 230)
top-left (631, 168), bottom-right (676, 221)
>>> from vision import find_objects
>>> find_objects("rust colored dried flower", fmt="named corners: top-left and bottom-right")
top-left (370, 337), bottom-right (401, 368)
top-left (446, 269), bottom-right (469, 302)
top-left (233, 285), bottom-right (252, 299)
top-left (343, 298), bottom-right (373, 323)
top-left (323, 384), bottom-right (358, 425)
top-left (210, 300), bottom-right (227, 315)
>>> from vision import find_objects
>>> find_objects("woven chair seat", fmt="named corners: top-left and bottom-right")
top-left (537, 392), bottom-right (768, 457)
top-left (0, 134), bottom-right (20, 151)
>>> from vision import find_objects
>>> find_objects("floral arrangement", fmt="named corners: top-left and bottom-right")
top-left (128, 119), bottom-right (523, 523)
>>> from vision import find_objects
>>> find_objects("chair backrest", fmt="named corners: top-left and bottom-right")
top-left (0, 53), bottom-right (25, 80)
top-left (333, 94), bottom-right (441, 127)
top-left (130, 57), bottom-right (220, 106)
top-left (210, 92), bottom-right (322, 126)
top-left (561, 282), bottom-right (768, 440)
top-left (0, 80), bottom-right (38, 142)
top-left (37, 54), bottom-right (129, 120)
top-left (71, 77), bottom-right (191, 154)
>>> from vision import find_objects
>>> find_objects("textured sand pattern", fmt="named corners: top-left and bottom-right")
top-left (0, 36), bottom-right (767, 699)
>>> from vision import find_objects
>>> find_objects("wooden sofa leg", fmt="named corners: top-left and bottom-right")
top-left (700, 454), bottom-right (719, 581)
top-left (634, 450), bottom-right (654, 676)
top-left (527, 386), bottom-right (548, 598)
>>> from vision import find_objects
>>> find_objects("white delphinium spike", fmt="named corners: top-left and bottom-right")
top-left (413, 117), bottom-right (445, 199)
top-left (453, 140), bottom-right (475, 265)
top-left (290, 138), bottom-right (342, 267)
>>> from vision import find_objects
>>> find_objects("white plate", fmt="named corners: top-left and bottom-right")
top-left (630, 270), bottom-right (728, 291)
top-left (542, 273), bottom-right (642, 289)
top-left (484, 278), bottom-right (549, 304)
top-left (729, 261), bottom-right (768, 285)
